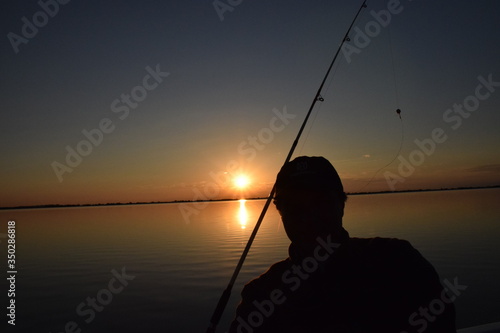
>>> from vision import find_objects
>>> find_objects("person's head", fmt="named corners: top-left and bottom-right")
top-left (274, 156), bottom-right (347, 246)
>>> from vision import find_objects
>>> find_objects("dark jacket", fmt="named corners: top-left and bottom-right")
top-left (229, 229), bottom-right (456, 333)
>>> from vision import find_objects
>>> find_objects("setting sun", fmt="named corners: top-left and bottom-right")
top-left (234, 175), bottom-right (250, 189)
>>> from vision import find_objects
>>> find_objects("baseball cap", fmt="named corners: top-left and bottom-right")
top-left (275, 156), bottom-right (345, 198)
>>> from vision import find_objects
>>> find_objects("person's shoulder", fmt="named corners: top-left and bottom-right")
top-left (349, 236), bottom-right (439, 277)
top-left (349, 236), bottom-right (424, 265)
top-left (241, 258), bottom-right (291, 299)
top-left (350, 236), bottom-right (414, 253)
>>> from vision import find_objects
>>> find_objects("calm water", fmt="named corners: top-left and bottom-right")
top-left (1, 188), bottom-right (499, 332)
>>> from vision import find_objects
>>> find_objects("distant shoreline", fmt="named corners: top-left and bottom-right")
top-left (1, 185), bottom-right (499, 211)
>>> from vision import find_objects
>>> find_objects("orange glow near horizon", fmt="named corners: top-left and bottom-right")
top-left (1, 156), bottom-right (499, 208)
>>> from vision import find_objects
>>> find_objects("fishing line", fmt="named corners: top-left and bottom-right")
top-left (357, 115), bottom-right (404, 192)
top-left (298, 36), bottom-right (348, 156)
top-left (388, 18), bottom-right (401, 108)
top-left (297, 96), bottom-right (323, 156)
top-left (205, 2), bottom-right (369, 332)
top-left (356, 18), bottom-right (404, 192)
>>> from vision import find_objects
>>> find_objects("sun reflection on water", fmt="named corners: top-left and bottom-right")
top-left (238, 199), bottom-right (248, 229)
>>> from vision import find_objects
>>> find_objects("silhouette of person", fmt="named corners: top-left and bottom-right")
top-left (229, 156), bottom-right (456, 333)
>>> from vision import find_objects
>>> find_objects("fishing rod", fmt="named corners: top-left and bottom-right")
top-left (205, 1), bottom-right (368, 332)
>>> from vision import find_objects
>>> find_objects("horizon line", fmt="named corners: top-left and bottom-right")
top-left (1, 185), bottom-right (499, 211)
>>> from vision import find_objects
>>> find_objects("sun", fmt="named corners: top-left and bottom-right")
top-left (234, 175), bottom-right (250, 189)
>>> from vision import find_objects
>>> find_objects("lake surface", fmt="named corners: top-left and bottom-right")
top-left (1, 188), bottom-right (499, 332)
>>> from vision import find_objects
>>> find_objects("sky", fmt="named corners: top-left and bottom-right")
top-left (1, 0), bottom-right (499, 207)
